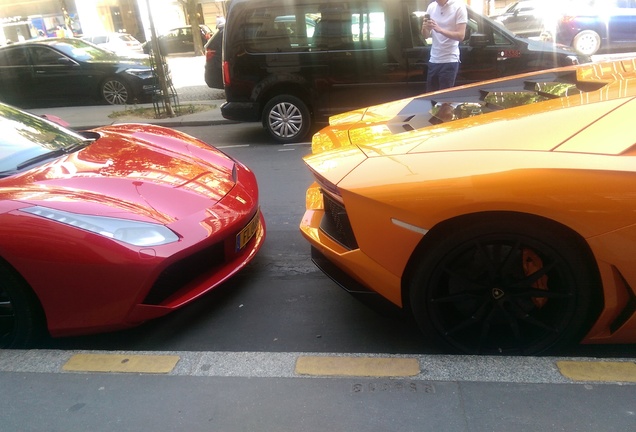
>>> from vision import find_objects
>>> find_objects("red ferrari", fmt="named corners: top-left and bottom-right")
top-left (0, 103), bottom-right (265, 348)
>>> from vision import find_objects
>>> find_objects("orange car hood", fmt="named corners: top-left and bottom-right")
top-left (351, 95), bottom-right (634, 157)
top-left (313, 59), bottom-right (636, 158)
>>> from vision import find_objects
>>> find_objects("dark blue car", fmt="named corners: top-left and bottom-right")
top-left (555, 0), bottom-right (636, 56)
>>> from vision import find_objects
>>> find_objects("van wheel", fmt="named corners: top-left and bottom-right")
top-left (572, 30), bottom-right (601, 56)
top-left (262, 95), bottom-right (311, 143)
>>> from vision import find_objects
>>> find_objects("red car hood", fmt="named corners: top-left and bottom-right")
top-left (5, 124), bottom-right (237, 224)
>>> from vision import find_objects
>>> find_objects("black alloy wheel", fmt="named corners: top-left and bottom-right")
top-left (262, 95), bottom-right (311, 143)
top-left (409, 217), bottom-right (598, 355)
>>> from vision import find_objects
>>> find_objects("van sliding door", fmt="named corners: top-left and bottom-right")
top-left (321, 1), bottom-right (410, 116)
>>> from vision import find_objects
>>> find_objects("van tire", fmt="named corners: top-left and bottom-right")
top-left (572, 30), bottom-right (601, 56)
top-left (262, 95), bottom-right (311, 143)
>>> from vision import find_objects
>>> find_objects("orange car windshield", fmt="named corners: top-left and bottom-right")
top-left (430, 82), bottom-right (581, 124)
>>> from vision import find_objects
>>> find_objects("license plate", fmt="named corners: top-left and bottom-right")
top-left (235, 211), bottom-right (260, 252)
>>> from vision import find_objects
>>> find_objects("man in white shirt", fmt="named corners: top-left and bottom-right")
top-left (421, 0), bottom-right (467, 92)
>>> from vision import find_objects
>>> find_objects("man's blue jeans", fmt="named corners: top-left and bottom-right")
top-left (426, 62), bottom-right (460, 92)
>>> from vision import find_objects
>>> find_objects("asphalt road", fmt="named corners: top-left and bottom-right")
top-left (3, 55), bottom-right (636, 432)
top-left (33, 121), bottom-right (636, 359)
top-left (36, 122), bottom-right (430, 354)
top-left (4, 123), bottom-right (634, 432)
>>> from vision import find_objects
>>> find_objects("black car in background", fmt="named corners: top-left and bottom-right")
top-left (204, 27), bottom-right (224, 89)
top-left (221, 0), bottom-right (591, 143)
top-left (0, 38), bottom-right (156, 106)
top-left (143, 25), bottom-right (212, 55)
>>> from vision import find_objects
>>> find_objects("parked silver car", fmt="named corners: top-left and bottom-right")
top-left (82, 33), bottom-right (145, 56)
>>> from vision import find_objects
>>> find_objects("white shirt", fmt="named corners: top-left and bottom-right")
top-left (426, 0), bottom-right (468, 63)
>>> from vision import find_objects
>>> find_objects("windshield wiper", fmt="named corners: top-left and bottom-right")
top-left (16, 140), bottom-right (92, 171)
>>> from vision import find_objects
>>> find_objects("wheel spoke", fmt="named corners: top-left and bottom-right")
top-left (444, 299), bottom-right (491, 336)
top-left (474, 238), bottom-right (521, 279)
top-left (413, 219), bottom-right (592, 355)
top-left (477, 305), bottom-right (500, 353)
top-left (508, 300), bottom-right (558, 333)
top-left (500, 302), bottom-right (523, 340)
top-left (103, 81), bottom-right (128, 104)
top-left (270, 103), bottom-right (302, 138)
top-left (431, 291), bottom-right (482, 303)
top-left (512, 288), bottom-right (572, 299)
top-left (510, 261), bottom-right (555, 289)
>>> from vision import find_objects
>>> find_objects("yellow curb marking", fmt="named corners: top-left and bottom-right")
top-left (295, 356), bottom-right (420, 377)
top-left (63, 354), bottom-right (180, 374)
top-left (557, 361), bottom-right (636, 383)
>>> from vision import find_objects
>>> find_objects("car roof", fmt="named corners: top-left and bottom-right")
top-left (2, 37), bottom-right (80, 47)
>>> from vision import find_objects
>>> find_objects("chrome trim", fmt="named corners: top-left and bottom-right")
top-left (391, 218), bottom-right (428, 235)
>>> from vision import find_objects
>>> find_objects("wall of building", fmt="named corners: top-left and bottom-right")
top-left (1, 0), bottom-right (517, 46)
top-left (201, 0), bottom-right (226, 31)
top-left (0, 0), bottom-right (80, 43)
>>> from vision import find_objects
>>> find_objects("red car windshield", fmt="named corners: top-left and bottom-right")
top-left (0, 103), bottom-right (89, 175)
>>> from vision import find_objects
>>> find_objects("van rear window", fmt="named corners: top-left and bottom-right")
top-left (241, 2), bottom-right (386, 53)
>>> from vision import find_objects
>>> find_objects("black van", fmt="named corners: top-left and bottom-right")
top-left (221, 0), bottom-right (589, 143)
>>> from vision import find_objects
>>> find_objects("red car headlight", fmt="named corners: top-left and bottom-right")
top-left (20, 206), bottom-right (180, 247)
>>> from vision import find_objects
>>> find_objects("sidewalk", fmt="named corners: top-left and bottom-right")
top-left (28, 99), bottom-right (230, 130)
top-left (28, 55), bottom-right (230, 130)
top-left (2, 349), bottom-right (635, 432)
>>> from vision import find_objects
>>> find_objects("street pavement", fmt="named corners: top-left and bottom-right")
top-left (6, 55), bottom-right (636, 432)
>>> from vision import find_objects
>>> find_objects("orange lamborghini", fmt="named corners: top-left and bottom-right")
top-left (300, 58), bottom-right (636, 355)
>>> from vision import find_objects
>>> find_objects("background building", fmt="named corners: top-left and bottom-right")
top-left (1, 1), bottom-right (509, 46)
top-left (0, 0), bottom-right (227, 44)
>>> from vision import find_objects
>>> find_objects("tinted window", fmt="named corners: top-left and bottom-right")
top-left (241, 2), bottom-right (386, 53)
top-left (50, 40), bottom-right (118, 61)
top-left (29, 46), bottom-right (67, 65)
top-left (464, 13), bottom-right (513, 45)
top-left (429, 81), bottom-right (582, 125)
top-left (409, 8), bottom-right (513, 46)
top-left (0, 47), bottom-right (29, 66)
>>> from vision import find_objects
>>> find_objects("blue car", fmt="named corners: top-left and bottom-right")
top-left (555, 0), bottom-right (636, 55)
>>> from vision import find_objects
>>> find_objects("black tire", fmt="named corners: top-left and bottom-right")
top-left (262, 95), bottom-right (311, 143)
top-left (409, 216), bottom-right (599, 355)
top-left (101, 77), bottom-right (133, 105)
top-left (0, 263), bottom-right (45, 349)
